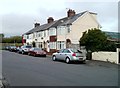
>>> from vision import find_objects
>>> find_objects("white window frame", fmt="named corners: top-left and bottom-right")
top-left (49, 28), bottom-right (56, 36)
top-left (57, 41), bottom-right (65, 50)
top-left (49, 42), bottom-right (56, 49)
top-left (57, 26), bottom-right (66, 35)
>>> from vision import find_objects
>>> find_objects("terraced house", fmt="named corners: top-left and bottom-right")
top-left (23, 9), bottom-right (101, 53)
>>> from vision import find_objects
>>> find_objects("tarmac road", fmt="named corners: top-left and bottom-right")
top-left (2, 50), bottom-right (118, 86)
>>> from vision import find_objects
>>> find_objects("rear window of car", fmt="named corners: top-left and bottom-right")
top-left (71, 49), bottom-right (82, 53)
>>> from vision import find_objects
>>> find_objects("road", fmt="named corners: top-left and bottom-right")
top-left (2, 50), bottom-right (118, 86)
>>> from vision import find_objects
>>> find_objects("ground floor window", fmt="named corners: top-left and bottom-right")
top-left (49, 42), bottom-right (56, 49)
top-left (57, 41), bottom-right (65, 50)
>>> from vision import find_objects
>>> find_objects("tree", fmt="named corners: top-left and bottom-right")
top-left (0, 34), bottom-right (4, 43)
top-left (0, 34), bottom-right (4, 38)
top-left (80, 28), bottom-right (116, 52)
top-left (2, 36), bottom-right (22, 43)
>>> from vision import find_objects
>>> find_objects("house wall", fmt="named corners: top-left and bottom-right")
top-left (36, 30), bottom-right (49, 50)
top-left (92, 51), bottom-right (118, 64)
top-left (25, 34), bottom-right (34, 45)
top-left (68, 12), bottom-right (99, 44)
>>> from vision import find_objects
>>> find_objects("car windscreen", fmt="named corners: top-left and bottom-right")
top-left (26, 46), bottom-right (32, 48)
top-left (34, 48), bottom-right (41, 50)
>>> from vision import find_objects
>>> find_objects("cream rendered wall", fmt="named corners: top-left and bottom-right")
top-left (36, 30), bottom-right (49, 48)
top-left (67, 12), bottom-right (99, 44)
top-left (92, 51), bottom-right (118, 64)
top-left (26, 33), bottom-right (34, 45)
top-left (57, 35), bottom-right (66, 41)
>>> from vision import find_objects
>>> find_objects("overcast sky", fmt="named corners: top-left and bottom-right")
top-left (0, 0), bottom-right (119, 37)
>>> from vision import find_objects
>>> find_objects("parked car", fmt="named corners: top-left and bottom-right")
top-left (28, 47), bottom-right (46, 57)
top-left (52, 48), bottom-right (86, 64)
top-left (18, 45), bottom-right (32, 54)
top-left (9, 46), bottom-right (17, 52)
top-left (15, 46), bottom-right (21, 53)
top-left (5, 46), bottom-right (10, 50)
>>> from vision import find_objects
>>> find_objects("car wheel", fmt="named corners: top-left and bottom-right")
top-left (82, 60), bottom-right (86, 64)
top-left (33, 53), bottom-right (36, 57)
top-left (22, 51), bottom-right (24, 55)
top-left (28, 53), bottom-right (31, 56)
top-left (52, 56), bottom-right (56, 61)
top-left (65, 57), bottom-right (70, 64)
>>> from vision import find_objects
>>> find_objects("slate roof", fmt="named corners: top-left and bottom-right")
top-left (25, 11), bottom-right (97, 35)
top-left (25, 21), bottom-right (57, 34)
top-left (51, 11), bottom-right (86, 27)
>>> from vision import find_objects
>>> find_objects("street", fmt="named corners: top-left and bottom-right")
top-left (2, 50), bottom-right (118, 86)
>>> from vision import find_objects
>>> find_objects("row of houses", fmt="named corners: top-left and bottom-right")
top-left (22, 9), bottom-right (101, 53)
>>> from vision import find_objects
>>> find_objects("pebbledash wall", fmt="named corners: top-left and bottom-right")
top-left (92, 48), bottom-right (120, 64)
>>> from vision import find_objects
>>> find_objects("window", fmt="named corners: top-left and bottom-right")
top-left (27, 35), bottom-right (29, 39)
top-left (44, 31), bottom-right (46, 37)
top-left (33, 34), bottom-right (35, 38)
top-left (58, 49), bottom-right (64, 53)
top-left (38, 32), bottom-right (41, 37)
top-left (57, 41), bottom-right (65, 50)
top-left (67, 26), bottom-right (70, 33)
top-left (71, 49), bottom-right (82, 53)
top-left (49, 42), bottom-right (56, 49)
top-left (63, 49), bottom-right (71, 53)
top-left (57, 26), bottom-right (66, 35)
top-left (34, 33), bottom-right (37, 38)
top-left (49, 28), bottom-right (56, 36)
top-left (38, 32), bottom-right (43, 37)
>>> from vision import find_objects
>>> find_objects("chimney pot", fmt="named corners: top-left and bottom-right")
top-left (47, 17), bottom-right (54, 23)
top-left (67, 9), bottom-right (76, 17)
top-left (34, 23), bottom-right (40, 28)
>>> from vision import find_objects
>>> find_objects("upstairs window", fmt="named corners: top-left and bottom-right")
top-left (67, 26), bottom-right (70, 33)
top-left (57, 26), bottom-right (66, 35)
top-left (49, 28), bottom-right (56, 36)
top-left (27, 35), bottom-right (29, 39)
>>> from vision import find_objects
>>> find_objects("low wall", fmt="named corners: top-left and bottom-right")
top-left (92, 51), bottom-right (118, 64)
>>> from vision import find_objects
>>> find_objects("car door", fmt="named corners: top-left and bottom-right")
top-left (62, 49), bottom-right (71, 60)
top-left (56, 49), bottom-right (64, 60)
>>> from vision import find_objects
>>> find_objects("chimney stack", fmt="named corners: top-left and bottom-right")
top-left (67, 9), bottom-right (76, 17)
top-left (47, 17), bottom-right (54, 23)
top-left (34, 23), bottom-right (40, 28)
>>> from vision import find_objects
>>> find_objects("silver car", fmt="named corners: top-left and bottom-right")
top-left (52, 48), bottom-right (86, 64)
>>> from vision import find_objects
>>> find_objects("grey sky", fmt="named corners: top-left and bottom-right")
top-left (0, 0), bottom-right (119, 37)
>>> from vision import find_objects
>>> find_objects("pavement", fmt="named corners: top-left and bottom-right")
top-left (2, 50), bottom-right (119, 86)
